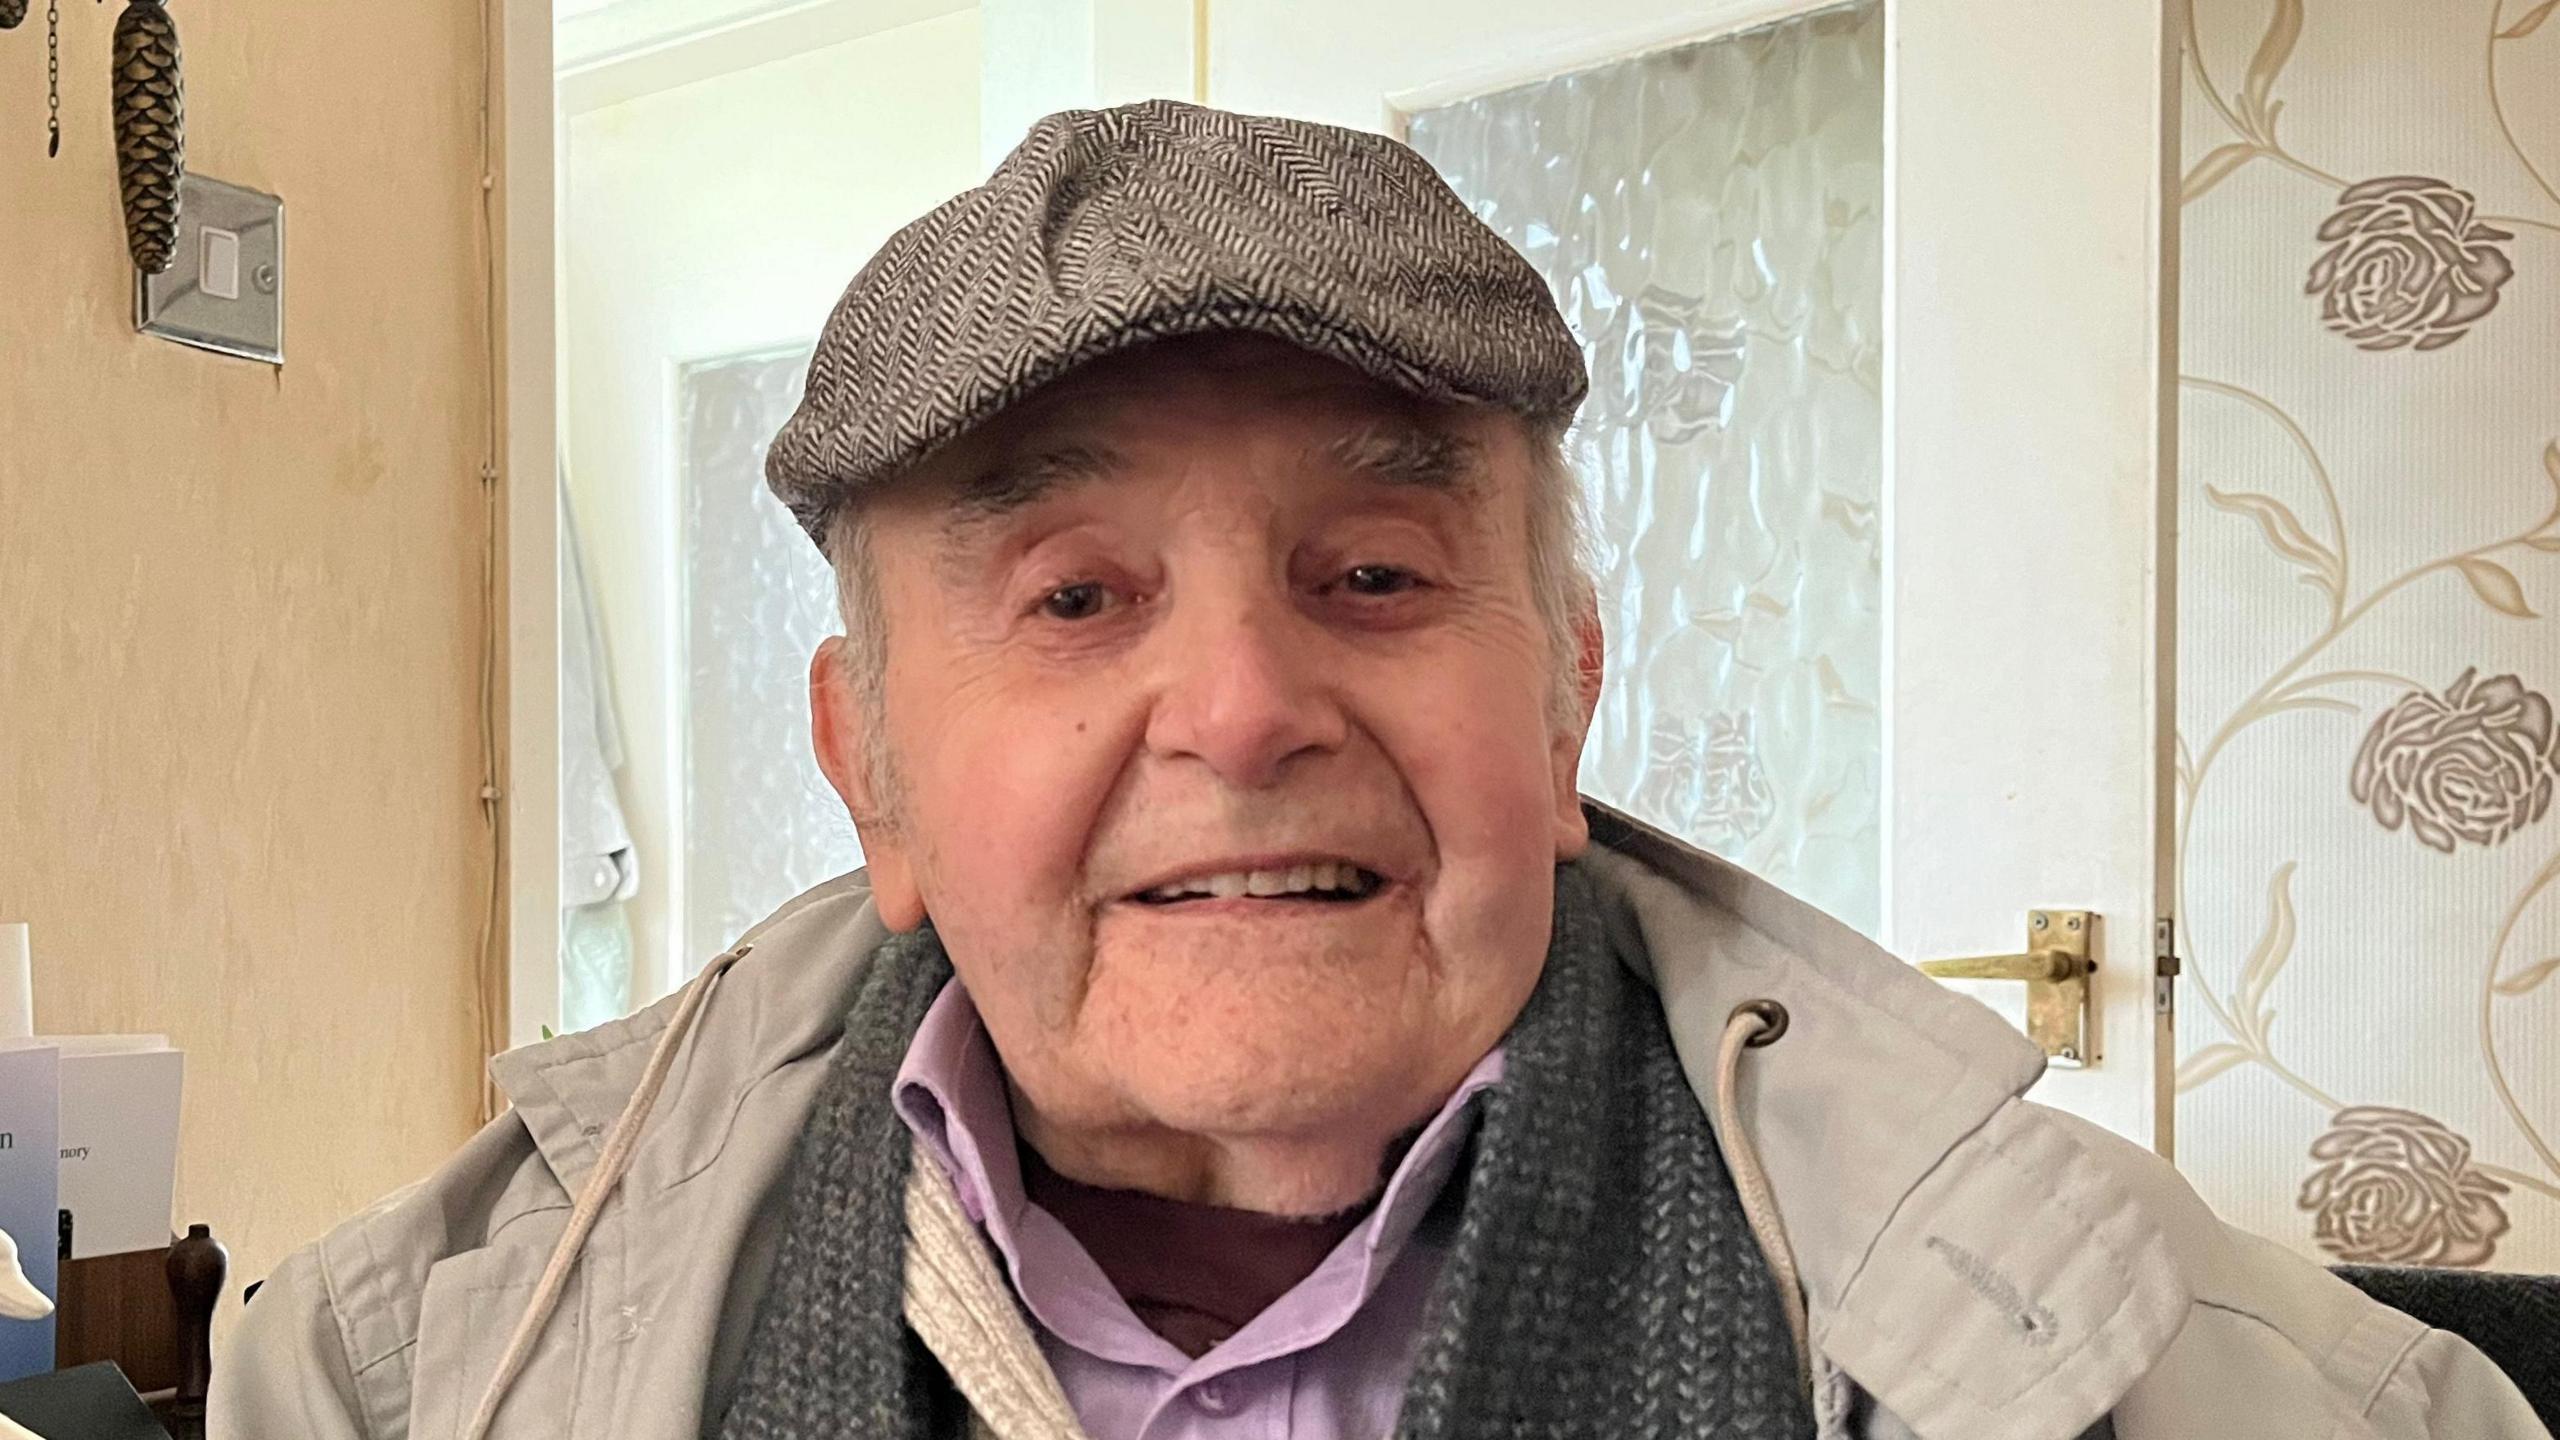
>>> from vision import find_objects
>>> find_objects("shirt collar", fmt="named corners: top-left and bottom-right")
top-left (892, 979), bottom-right (1503, 1375)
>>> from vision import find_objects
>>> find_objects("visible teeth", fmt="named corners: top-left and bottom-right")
top-left (1140, 864), bottom-right (1379, 902)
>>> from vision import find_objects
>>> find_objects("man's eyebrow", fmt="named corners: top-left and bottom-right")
top-left (1319, 421), bottom-right (1489, 497)
top-left (937, 443), bottom-right (1129, 543)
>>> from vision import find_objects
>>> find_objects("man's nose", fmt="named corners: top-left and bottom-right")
top-left (1142, 587), bottom-right (1349, 789)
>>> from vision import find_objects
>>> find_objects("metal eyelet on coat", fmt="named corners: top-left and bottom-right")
top-left (1731, 998), bottom-right (1790, 1047)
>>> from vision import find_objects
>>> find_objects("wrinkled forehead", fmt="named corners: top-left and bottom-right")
top-left (874, 334), bottom-right (1531, 526)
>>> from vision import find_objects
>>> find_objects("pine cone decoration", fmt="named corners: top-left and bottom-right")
top-left (0, 0), bottom-right (28, 33)
top-left (112, 0), bottom-right (185, 274)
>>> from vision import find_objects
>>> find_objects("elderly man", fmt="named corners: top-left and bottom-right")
top-left (213, 102), bottom-right (2546, 1440)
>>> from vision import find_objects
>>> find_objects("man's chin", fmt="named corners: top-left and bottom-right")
top-left (1103, 1027), bottom-right (1450, 1154)
top-left (1108, 1071), bottom-right (1428, 1216)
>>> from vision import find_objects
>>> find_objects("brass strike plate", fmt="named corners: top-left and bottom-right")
top-left (2026, 910), bottom-right (2094, 1067)
top-left (1915, 909), bottom-right (2096, 1067)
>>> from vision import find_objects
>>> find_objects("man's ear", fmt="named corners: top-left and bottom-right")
top-left (810, 637), bottom-right (927, 931)
top-left (1552, 600), bottom-right (1604, 861)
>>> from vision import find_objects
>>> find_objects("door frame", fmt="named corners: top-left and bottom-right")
top-left (501, 0), bottom-right (560, 1053)
top-left (499, 0), bottom-right (989, 1049)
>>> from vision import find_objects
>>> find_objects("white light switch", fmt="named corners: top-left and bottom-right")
top-left (201, 227), bottom-right (241, 301)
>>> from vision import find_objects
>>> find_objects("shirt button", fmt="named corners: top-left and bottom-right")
top-left (1192, 1379), bottom-right (1235, 1415)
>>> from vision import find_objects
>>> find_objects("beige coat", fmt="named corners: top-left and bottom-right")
top-left (209, 806), bottom-right (2551, 1440)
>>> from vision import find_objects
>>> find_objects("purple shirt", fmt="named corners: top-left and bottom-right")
top-left (893, 981), bottom-right (1501, 1440)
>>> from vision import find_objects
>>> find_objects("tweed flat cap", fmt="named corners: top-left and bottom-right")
top-left (766, 99), bottom-right (1588, 542)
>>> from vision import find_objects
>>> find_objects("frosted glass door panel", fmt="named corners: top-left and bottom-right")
top-left (680, 348), bottom-right (864, 971)
top-left (1407, 3), bottom-right (1884, 933)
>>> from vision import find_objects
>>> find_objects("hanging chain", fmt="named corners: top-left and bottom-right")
top-left (45, 0), bottom-right (60, 157)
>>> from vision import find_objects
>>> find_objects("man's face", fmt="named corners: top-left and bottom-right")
top-left (813, 337), bottom-right (1594, 1209)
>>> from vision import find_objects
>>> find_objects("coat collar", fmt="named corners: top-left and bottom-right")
top-left (1577, 802), bottom-right (2053, 1314)
top-left (489, 802), bottom-right (2189, 1440)
top-left (1578, 804), bottom-right (2190, 1440)
top-left (487, 869), bottom-right (888, 1199)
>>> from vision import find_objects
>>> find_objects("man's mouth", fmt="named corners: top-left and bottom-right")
top-left (1129, 861), bottom-right (1388, 906)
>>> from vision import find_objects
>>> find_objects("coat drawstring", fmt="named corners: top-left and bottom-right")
top-left (1716, 998), bottom-right (1810, 1399)
top-left (461, 944), bottom-right (749, 1440)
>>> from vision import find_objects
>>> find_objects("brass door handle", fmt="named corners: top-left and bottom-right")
top-left (1917, 949), bottom-right (2085, 984)
top-left (1916, 910), bottom-right (2096, 1067)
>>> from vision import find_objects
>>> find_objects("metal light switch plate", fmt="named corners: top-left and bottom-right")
top-left (136, 174), bottom-right (285, 364)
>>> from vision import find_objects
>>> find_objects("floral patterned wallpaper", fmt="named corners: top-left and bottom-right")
top-left (2178, 0), bottom-right (2560, 1270)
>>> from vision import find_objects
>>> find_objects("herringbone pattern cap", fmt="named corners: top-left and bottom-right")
top-left (766, 99), bottom-right (1589, 542)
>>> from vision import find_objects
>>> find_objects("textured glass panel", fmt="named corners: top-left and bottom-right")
top-left (559, 902), bottom-right (634, 1033)
top-left (1407, 3), bottom-right (1884, 933)
top-left (680, 348), bottom-right (863, 970)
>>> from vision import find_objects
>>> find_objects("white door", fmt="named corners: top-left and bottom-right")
top-left (1006, 0), bottom-right (2183, 1148)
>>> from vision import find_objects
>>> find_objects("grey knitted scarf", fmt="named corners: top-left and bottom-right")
top-left (718, 863), bottom-right (1812, 1439)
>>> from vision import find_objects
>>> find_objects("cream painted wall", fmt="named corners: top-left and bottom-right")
top-left (562, 8), bottom-right (981, 1000)
top-left (0, 0), bottom-right (486, 1319)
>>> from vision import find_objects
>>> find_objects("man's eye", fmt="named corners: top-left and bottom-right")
top-left (1342, 565), bottom-right (1420, 597)
top-left (1039, 582), bottom-right (1113, 620)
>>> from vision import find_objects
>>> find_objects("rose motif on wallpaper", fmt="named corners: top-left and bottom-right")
top-left (2349, 669), bottom-right (2559, 852)
top-left (1642, 710), bottom-right (1775, 849)
top-left (2304, 177), bottom-right (2516, 352)
top-left (2298, 1107), bottom-right (2511, 1267)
